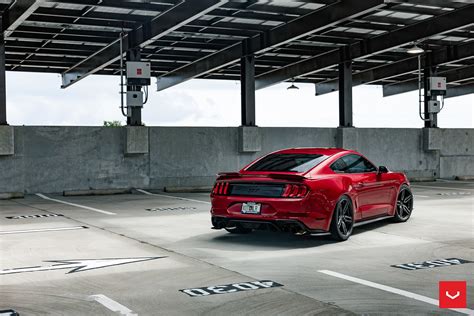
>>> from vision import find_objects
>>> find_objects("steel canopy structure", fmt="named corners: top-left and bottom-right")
top-left (0, 0), bottom-right (473, 126)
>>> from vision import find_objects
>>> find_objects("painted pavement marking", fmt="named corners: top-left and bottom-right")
top-left (0, 310), bottom-right (19, 316)
top-left (36, 193), bottom-right (116, 215)
top-left (89, 294), bottom-right (137, 316)
top-left (411, 185), bottom-right (473, 192)
top-left (392, 258), bottom-right (473, 271)
top-left (6, 213), bottom-right (64, 219)
top-left (318, 270), bottom-right (473, 315)
top-left (145, 206), bottom-right (197, 212)
top-left (136, 189), bottom-right (211, 205)
top-left (0, 226), bottom-right (87, 235)
top-left (180, 280), bottom-right (283, 297)
top-left (0, 257), bottom-right (166, 275)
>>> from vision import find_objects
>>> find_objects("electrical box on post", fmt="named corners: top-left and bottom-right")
top-left (127, 91), bottom-right (143, 107)
top-left (126, 61), bottom-right (151, 86)
top-left (428, 100), bottom-right (441, 113)
top-left (428, 77), bottom-right (447, 96)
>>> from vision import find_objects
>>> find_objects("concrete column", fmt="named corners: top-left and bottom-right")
top-left (0, 125), bottom-right (14, 155)
top-left (336, 127), bottom-right (358, 150)
top-left (125, 126), bottom-right (149, 155)
top-left (238, 125), bottom-right (261, 153)
top-left (0, 31), bottom-right (6, 126)
top-left (338, 59), bottom-right (353, 127)
top-left (127, 48), bottom-right (142, 126)
top-left (423, 53), bottom-right (437, 128)
top-left (241, 53), bottom-right (256, 126)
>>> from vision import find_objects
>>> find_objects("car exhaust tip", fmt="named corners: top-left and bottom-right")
top-left (294, 230), bottom-right (307, 236)
top-left (291, 226), bottom-right (307, 236)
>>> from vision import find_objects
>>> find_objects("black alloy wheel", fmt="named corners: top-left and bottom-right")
top-left (330, 195), bottom-right (354, 241)
top-left (393, 185), bottom-right (413, 222)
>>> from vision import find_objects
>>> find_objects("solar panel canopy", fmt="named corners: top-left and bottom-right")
top-left (1, 0), bottom-right (473, 97)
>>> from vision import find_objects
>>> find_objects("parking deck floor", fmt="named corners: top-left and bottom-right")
top-left (1, 181), bottom-right (473, 315)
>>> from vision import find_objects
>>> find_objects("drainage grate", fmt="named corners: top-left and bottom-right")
top-left (145, 207), bottom-right (197, 212)
top-left (6, 214), bottom-right (64, 220)
top-left (436, 192), bottom-right (471, 196)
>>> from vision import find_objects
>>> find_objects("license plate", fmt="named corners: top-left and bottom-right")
top-left (241, 202), bottom-right (261, 214)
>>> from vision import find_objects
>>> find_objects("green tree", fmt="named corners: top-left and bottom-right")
top-left (103, 120), bottom-right (122, 127)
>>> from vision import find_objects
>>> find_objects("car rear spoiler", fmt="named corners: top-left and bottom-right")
top-left (217, 172), bottom-right (306, 182)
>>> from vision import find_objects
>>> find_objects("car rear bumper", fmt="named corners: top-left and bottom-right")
top-left (211, 216), bottom-right (329, 235)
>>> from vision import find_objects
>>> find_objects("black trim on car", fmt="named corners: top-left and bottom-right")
top-left (211, 216), bottom-right (327, 235)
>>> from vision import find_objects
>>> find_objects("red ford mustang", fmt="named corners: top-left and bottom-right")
top-left (211, 148), bottom-right (413, 241)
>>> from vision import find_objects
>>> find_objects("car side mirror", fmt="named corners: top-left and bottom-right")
top-left (378, 166), bottom-right (389, 174)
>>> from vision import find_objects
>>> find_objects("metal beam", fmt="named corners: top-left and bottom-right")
top-left (48, 0), bottom-right (174, 13)
top-left (208, 8), bottom-right (291, 23)
top-left (61, 0), bottom-right (226, 88)
top-left (156, 0), bottom-right (386, 91)
top-left (316, 57), bottom-right (419, 95)
top-left (256, 4), bottom-right (474, 89)
top-left (2, 0), bottom-right (43, 38)
top-left (384, 0), bottom-right (469, 7)
top-left (382, 79), bottom-right (422, 97)
top-left (316, 41), bottom-right (474, 96)
top-left (383, 65), bottom-right (474, 97)
top-left (445, 83), bottom-right (474, 98)
top-left (156, 43), bottom-right (241, 91)
top-left (431, 65), bottom-right (474, 84)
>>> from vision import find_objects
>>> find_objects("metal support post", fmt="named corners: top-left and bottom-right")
top-left (127, 48), bottom-right (142, 126)
top-left (338, 47), bottom-right (353, 127)
top-left (424, 53), bottom-right (437, 128)
top-left (241, 40), bottom-right (256, 126)
top-left (0, 29), bottom-right (7, 125)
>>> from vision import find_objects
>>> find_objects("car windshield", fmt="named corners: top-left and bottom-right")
top-left (247, 153), bottom-right (328, 172)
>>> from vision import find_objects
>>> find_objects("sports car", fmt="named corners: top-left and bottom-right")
top-left (210, 148), bottom-right (413, 241)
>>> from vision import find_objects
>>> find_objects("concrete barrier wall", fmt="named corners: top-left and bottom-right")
top-left (1, 127), bottom-right (150, 193)
top-left (0, 126), bottom-right (472, 193)
top-left (438, 129), bottom-right (474, 178)
top-left (344, 128), bottom-right (439, 179)
top-left (149, 127), bottom-right (336, 188)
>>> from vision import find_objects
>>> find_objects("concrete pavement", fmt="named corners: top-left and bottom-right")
top-left (0, 181), bottom-right (472, 315)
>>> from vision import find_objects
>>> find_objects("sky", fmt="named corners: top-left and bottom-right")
top-left (6, 71), bottom-right (473, 128)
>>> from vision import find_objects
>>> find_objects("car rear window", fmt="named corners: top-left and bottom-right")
top-left (247, 154), bottom-right (328, 172)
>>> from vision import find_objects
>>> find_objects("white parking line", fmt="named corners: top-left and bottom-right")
top-left (437, 179), bottom-right (474, 184)
top-left (89, 294), bottom-right (137, 316)
top-left (136, 189), bottom-right (211, 205)
top-left (318, 270), bottom-right (473, 315)
top-left (0, 226), bottom-right (87, 235)
top-left (414, 195), bottom-right (429, 198)
top-left (36, 193), bottom-right (116, 215)
top-left (412, 185), bottom-right (473, 191)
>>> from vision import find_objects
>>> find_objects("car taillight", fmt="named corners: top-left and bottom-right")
top-left (281, 184), bottom-right (309, 198)
top-left (212, 182), bottom-right (230, 196)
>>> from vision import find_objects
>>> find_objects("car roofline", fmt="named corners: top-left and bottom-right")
top-left (240, 148), bottom-right (355, 175)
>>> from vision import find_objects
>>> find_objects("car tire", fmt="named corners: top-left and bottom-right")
top-left (393, 184), bottom-right (413, 222)
top-left (330, 195), bottom-right (354, 241)
top-left (225, 225), bottom-right (252, 234)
